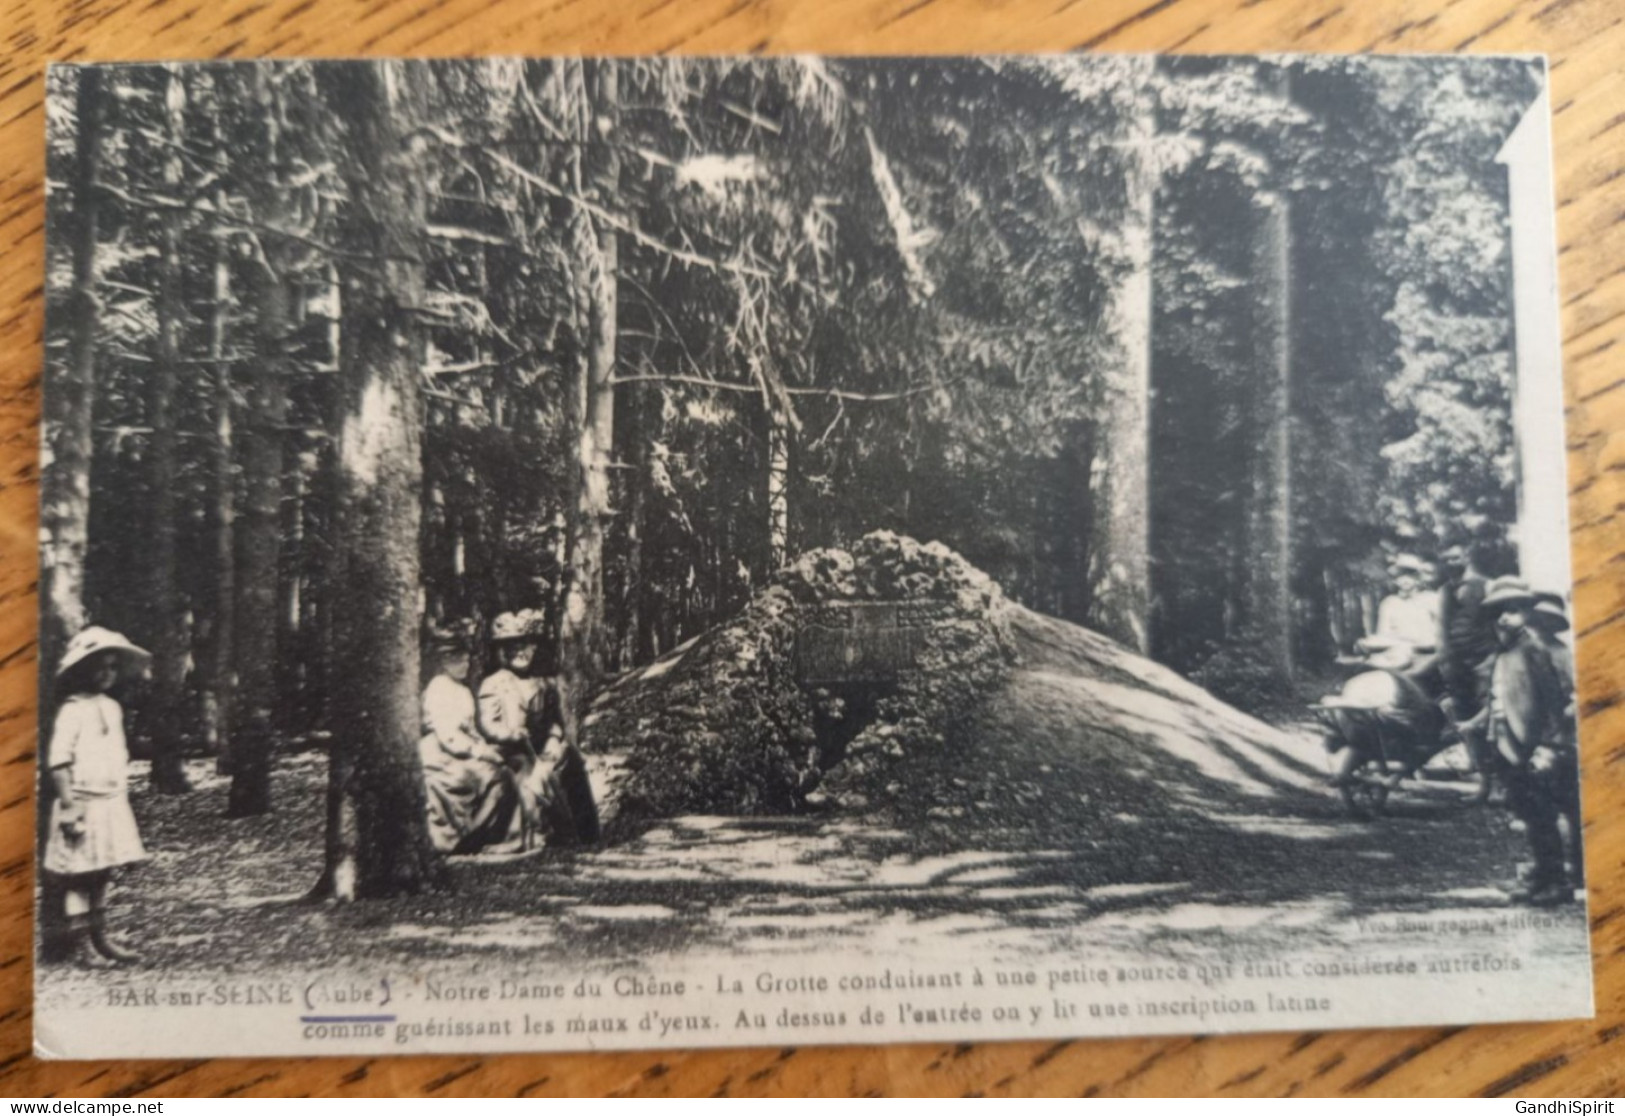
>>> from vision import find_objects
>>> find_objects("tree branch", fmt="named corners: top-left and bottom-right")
top-left (425, 222), bottom-right (512, 246)
top-left (95, 180), bottom-right (385, 263)
top-left (423, 386), bottom-right (486, 409)
top-left (482, 150), bottom-right (773, 280)
top-left (783, 380), bottom-right (943, 402)
top-left (425, 358), bottom-right (507, 376)
top-left (719, 99), bottom-right (783, 135)
top-left (609, 372), bottom-right (760, 394)
top-left (608, 369), bottom-right (943, 404)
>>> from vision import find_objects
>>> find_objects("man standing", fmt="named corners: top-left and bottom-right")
top-left (1437, 543), bottom-right (1499, 782)
top-left (1460, 578), bottom-right (1575, 906)
top-left (1530, 591), bottom-right (1576, 691)
top-left (1357, 554), bottom-right (1440, 669)
top-left (1528, 590), bottom-right (1584, 891)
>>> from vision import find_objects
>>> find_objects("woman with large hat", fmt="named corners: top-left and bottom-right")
top-left (43, 627), bottom-right (153, 966)
top-left (478, 610), bottom-right (546, 757)
top-left (418, 624), bottom-right (522, 855)
top-left (477, 609), bottom-right (599, 847)
top-left (477, 610), bottom-right (553, 848)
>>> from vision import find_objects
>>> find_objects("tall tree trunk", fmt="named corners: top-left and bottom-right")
top-left (1299, 550), bottom-right (1334, 671)
top-left (548, 508), bottom-right (568, 648)
top-left (230, 68), bottom-right (291, 817)
top-left (207, 180), bottom-right (236, 772)
top-left (318, 58), bottom-right (440, 899)
top-left (1246, 122), bottom-right (1295, 684)
top-left (626, 475), bottom-right (650, 667)
top-left (1086, 74), bottom-right (1155, 652)
top-left (308, 436), bottom-right (342, 733)
top-left (39, 66), bottom-right (106, 952)
top-left (766, 401), bottom-right (790, 569)
top-left (41, 67), bottom-right (104, 704)
top-left (557, 59), bottom-right (620, 745)
top-left (276, 442), bottom-right (306, 737)
top-left (1057, 421), bottom-right (1098, 627)
top-left (617, 384), bottom-right (646, 671)
top-left (148, 66), bottom-right (193, 794)
top-left (295, 265), bottom-right (343, 738)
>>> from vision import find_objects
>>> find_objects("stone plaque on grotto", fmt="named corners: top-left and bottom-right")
top-left (795, 601), bottom-right (945, 685)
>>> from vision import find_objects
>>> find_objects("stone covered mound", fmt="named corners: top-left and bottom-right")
top-left (584, 532), bottom-right (1017, 835)
top-left (584, 531), bottom-right (1328, 841)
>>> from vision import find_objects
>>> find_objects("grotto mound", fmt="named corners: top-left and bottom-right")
top-left (583, 531), bottom-right (1327, 840)
top-left (583, 532), bottom-right (1016, 835)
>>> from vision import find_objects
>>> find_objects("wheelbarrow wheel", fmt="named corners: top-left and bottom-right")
top-left (1341, 768), bottom-right (1391, 821)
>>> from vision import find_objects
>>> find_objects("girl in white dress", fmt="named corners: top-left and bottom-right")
top-left (44, 627), bottom-right (151, 967)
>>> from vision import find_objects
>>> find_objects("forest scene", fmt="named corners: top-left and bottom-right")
top-left (35, 54), bottom-right (1589, 1020)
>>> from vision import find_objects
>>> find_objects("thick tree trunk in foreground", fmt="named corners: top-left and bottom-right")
top-left (319, 59), bottom-right (440, 899)
top-left (148, 66), bottom-right (193, 795)
top-left (558, 59), bottom-right (620, 745)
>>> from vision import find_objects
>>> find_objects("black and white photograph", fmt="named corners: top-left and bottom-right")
top-left (35, 52), bottom-right (1590, 1058)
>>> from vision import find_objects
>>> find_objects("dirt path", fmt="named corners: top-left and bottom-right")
top-left (37, 605), bottom-right (1589, 1012)
top-left (38, 654), bottom-right (1587, 1015)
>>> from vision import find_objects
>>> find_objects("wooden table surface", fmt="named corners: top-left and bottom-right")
top-left (1, 0), bottom-right (1622, 1098)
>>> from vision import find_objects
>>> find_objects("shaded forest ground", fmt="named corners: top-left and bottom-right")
top-left (37, 607), bottom-right (1586, 1005)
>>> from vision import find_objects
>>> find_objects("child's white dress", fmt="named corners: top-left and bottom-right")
top-left (43, 693), bottom-right (147, 876)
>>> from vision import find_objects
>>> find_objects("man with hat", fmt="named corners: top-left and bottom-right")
top-left (1436, 542), bottom-right (1499, 786)
top-left (1457, 577), bottom-right (1577, 905)
top-left (1530, 591), bottom-right (1575, 691)
top-left (1528, 590), bottom-right (1583, 891)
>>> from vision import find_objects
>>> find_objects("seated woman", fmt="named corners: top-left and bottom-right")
top-left (420, 629), bottom-right (522, 855)
top-left (478, 610), bottom-right (599, 847)
top-left (478, 610), bottom-right (553, 848)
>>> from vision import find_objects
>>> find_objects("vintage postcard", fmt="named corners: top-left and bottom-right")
top-left (35, 53), bottom-right (1589, 1058)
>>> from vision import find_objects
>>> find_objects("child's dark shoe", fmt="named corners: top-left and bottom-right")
top-left (90, 913), bottom-right (142, 966)
top-left (65, 916), bottom-right (116, 970)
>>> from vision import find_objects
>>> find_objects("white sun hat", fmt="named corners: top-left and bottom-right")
top-left (56, 626), bottom-right (151, 678)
